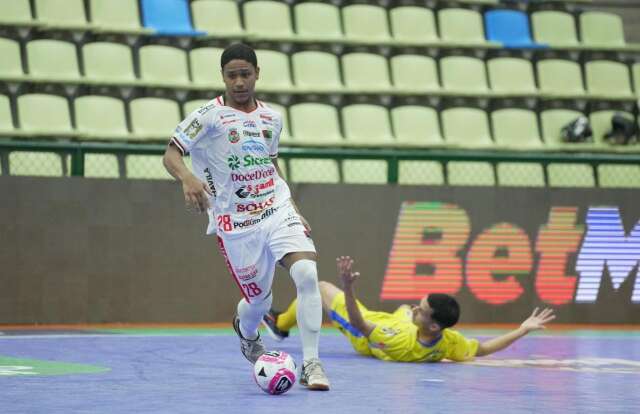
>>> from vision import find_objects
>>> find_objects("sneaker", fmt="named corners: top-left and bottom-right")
top-left (232, 315), bottom-right (266, 364)
top-left (300, 358), bottom-right (330, 391)
top-left (261, 310), bottom-right (290, 342)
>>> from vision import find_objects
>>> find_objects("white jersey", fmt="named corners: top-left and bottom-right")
top-left (170, 96), bottom-right (291, 236)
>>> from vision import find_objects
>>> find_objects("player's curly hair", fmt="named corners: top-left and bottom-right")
top-left (427, 293), bottom-right (460, 329)
top-left (220, 43), bottom-right (258, 69)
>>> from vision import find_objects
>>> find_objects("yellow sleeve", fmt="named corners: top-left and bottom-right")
top-left (444, 330), bottom-right (479, 362)
top-left (392, 305), bottom-right (413, 322)
top-left (367, 324), bottom-right (412, 359)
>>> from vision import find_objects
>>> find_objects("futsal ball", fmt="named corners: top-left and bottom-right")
top-left (253, 351), bottom-right (297, 395)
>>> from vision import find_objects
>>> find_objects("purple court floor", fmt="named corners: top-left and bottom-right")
top-left (1, 328), bottom-right (639, 413)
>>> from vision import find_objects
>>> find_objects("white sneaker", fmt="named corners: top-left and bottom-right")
top-left (300, 358), bottom-right (330, 391)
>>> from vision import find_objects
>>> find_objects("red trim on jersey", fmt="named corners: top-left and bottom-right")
top-left (257, 100), bottom-right (264, 108)
top-left (216, 96), bottom-right (223, 106)
top-left (216, 236), bottom-right (250, 303)
top-left (171, 137), bottom-right (187, 155)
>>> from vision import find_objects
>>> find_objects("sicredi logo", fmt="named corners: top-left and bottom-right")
top-left (227, 154), bottom-right (271, 171)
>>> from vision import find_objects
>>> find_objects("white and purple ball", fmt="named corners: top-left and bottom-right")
top-left (253, 351), bottom-right (297, 395)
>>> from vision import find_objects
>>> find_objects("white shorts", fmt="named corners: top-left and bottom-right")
top-left (216, 201), bottom-right (316, 303)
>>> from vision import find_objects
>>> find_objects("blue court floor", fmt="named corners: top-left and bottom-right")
top-left (1, 327), bottom-right (639, 414)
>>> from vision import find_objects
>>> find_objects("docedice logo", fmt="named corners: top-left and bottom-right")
top-left (228, 155), bottom-right (241, 170)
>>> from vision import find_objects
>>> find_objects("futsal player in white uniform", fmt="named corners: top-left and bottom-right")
top-left (163, 43), bottom-right (330, 390)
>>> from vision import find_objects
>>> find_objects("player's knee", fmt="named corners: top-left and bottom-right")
top-left (290, 259), bottom-right (318, 294)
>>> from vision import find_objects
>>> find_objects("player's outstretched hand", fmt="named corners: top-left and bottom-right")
top-left (520, 307), bottom-right (556, 333)
top-left (337, 256), bottom-right (360, 288)
top-left (182, 174), bottom-right (212, 213)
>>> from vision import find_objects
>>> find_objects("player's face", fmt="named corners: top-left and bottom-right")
top-left (412, 297), bottom-right (440, 333)
top-left (222, 59), bottom-right (260, 105)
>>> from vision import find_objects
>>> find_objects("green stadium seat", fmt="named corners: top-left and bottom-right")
top-left (342, 105), bottom-right (395, 146)
top-left (633, 63), bottom-right (640, 96)
top-left (589, 110), bottom-right (635, 146)
top-left (547, 164), bottom-right (595, 187)
top-left (84, 153), bottom-right (120, 178)
top-left (487, 57), bottom-right (537, 96)
top-left (265, 102), bottom-right (293, 144)
top-left (579, 12), bottom-right (632, 49)
top-left (191, 0), bottom-right (244, 38)
top-left (540, 109), bottom-right (587, 148)
top-left (343, 160), bottom-right (388, 184)
top-left (390, 55), bottom-right (440, 93)
top-left (342, 53), bottom-right (393, 93)
top-left (0, 38), bottom-right (26, 81)
top-left (289, 159), bottom-right (340, 183)
top-left (531, 11), bottom-right (580, 48)
top-left (289, 103), bottom-right (343, 146)
top-left (17, 94), bottom-right (77, 137)
top-left (129, 97), bottom-right (181, 141)
top-left (292, 51), bottom-right (342, 93)
top-left (243, 1), bottom-right (294, 41)
top-left (183, 99), bottom-right (211, 116)
top-left (139, 45), bottom-right (190, 87)
top-left (126, 155), bottom-right (173, 180)
top-left (537, 59), bottom-right (586, 98)
top-left (497, 163), bottom-right (545, 187)
top-left (83, 42), bottom-right (137, 85)
top-left (90, 0), bottom-right (152, 34)
top-left (398, 161), bottom-right (444, 185)
top-left (391, 106), bottom-right (444, 147)
top-left (0, 0), bottom-right (38, 27)
top-left (491, 109), bottom-right (543, 148)
top-left (9, 151), bottom-right (64, 176)
top-left (0, 95), bottom-right (15, 135)
top-left (438, 8), bottom-right (492, 47)
top-left (255, 50), bottom-right (293, 92)
top-left (585, 60), bottom-right (634, 100)
top-left (294, 2), bottom-right (343, 42)
top-left (447, 161), bottom-right (495, 186)
top-left (34, 0), bottom-right (92, 30)
top-left (342, 5), bottom-right (393, 45)
top-left (26, 39), bottom-right (81, 82)
top-left (190, 47), bottom-right (225, 89)
top-left (441, 107), bottom-right (493, 147)
top-left (390, 6), bottom-right (439, 45)
top-left (75, 95), bottom-right (130, 140)
top-left (440, 56), bottom-right (490, 95)
top-left (597, 164), bottom-right (640, 188)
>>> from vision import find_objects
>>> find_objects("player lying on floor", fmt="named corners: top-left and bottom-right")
top-left (263, 256), bottom-right (556, 363)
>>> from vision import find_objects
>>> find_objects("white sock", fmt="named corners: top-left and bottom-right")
top-left (237, 292), bottom-right (272, 340)
top-left (290, 259), bottom-right (322, 361)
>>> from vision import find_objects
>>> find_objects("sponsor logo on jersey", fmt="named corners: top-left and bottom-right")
top-left (197, 103), bottom-right (215, 115)
top-left (231, 166), bottom-right (276, 182)
top-left (260, 114), bottom-right (272, 121)
top-left (220, 113), bottom-right (236, 119)
top-left (228, 155), bottom-right (241, 170)
top-left (228, 127), bottom-right (240, 143)
top-left (204, 168), bottom-right (217, 198)
top-left (243, 130), bottom-right (261, 138)
top-left (233, 207), bottom-right (277, 229)
top-left (222, 119), bottom-right (237, 126)
top-left (227, 154), bottom-right (271, 171)
top-left (235, 264), bottom-right (258, 281)
top-left (262, 129), bottom-right (273, 140)
top-left (234, 178), bottom-right (275, 199)
top-left (236, 197), bottom-right (275, 213)
top-left (241, 139), bottom-right (267, 153)
top-left (185, 119), bottom-right (202, 139)
top-left (243, 120), bottom-right (257, 128)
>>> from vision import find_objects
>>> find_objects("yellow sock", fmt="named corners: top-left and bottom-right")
top-left (276, 299), bottom-right (298, 332)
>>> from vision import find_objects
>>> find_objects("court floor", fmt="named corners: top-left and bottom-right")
top-left (1, 327), bottom-right (639, 413)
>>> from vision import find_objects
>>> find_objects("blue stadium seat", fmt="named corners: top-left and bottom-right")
top-left (140, 0), bottom-right (205, 36)
top-left (484, 10), bottom-right (547, 49)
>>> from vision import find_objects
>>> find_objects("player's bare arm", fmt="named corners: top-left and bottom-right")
top-left (163, 143), bottom-right (212, 213)
top-left (475, 307), bottom-right (556, 357)
top-left (272, 157), bottom-right (311, 232)
top-left (338, 256), bottom-right (376, 337)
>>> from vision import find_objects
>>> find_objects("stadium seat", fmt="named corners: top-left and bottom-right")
top-left (84, 153), bottom-right (120, 179)
top-left (140, 0), bottom-right (204, 36)
top-left (191, 0), bottom-right (244, 38)
top-left (83, 42), bottom-right (137, 85)
top-left (265, 102), bottom-right (293, 144)
top-left (291, 51), bottom-right (342, 92)
top-left (255, 50), bottom-right (293, 92)
top-left (585, 61), bottom-right (634, 100)
top-left (537, 60), bottom-right (586, 98)
top-left (633, 63), bottom-right (640, 96)
top-left (492, 109), bottom-right (542, 148)
top-left (398, 161), bottom-right (444, 185)
top-left (342, 105), bottom-right (395, 146)
top-left (74, 95), bottom-right (130, 140)
top-left (17, 94), bottom-right (76, 137)
top-left (34, 0), bottom-right (91, 30)
top-left (289, 159), bottom-right (340, 183)
top-left (342, 160), bottom-right (388, 184)
top-left (26, 40), bottom-right (81, 82)
top-left (442, 107), bottom-right (493, 147)
top-left (342, 5), bottom-right (393, 44)
top-left (244, 1), bottom-right (294, 41)
top-left (289, 103), bottom-right (343, 146)
top-left (183, 99), bottom-right (211, 116)
top-left (579, 11), bottom-right (637, 49)
top-left (0, 95), bottom-right (15, 135)
top-left (9, 151), bottom-right (64, 177)
top-left (389, 6), bottom-right (439, 45)
top-left (438, 8), bottom-right (492, 47)
top-left (126, 155), bottom-right (173, 180)
top-left (0, 38), bottom-right (26, 81)
top-left (547, 164), bottom-right (595, 187)
top-left (487, 57), bottom-right (538, 96)
top-left (0, 0), bottom-right (37, 26)
top-left (447, 162), bottom-right (495, 186)
top-left (440, 56), bottom-right (490, 95)
top-left (390, 55), bottom-right (440, 93)
top-left (129, 97), bottom-right (181, 140)
top-left (597, 164), bottom-right (640, 188)
top-left (390, 106), bottom-right (444, 147)
top-left (589, 110), bottom-right (636, 146)
top-left (342, 53), bottom-right (393, 93)
top-left (190, 47), bottom-right (225, 89)
top-left (484, 9), bottom-right (546, 48)
top-left (497, 163), bottom-right (545, 187)
top-left (139, 45), bottom-right (190, 87)
top-left (294, 2), bottom-right (343, 42)
top-left (531, 11), bottom-right (579, 48)
top-left (90, 0), bottom-right (152, 34)
top-left (540, 109), bottom-right (589, 148)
